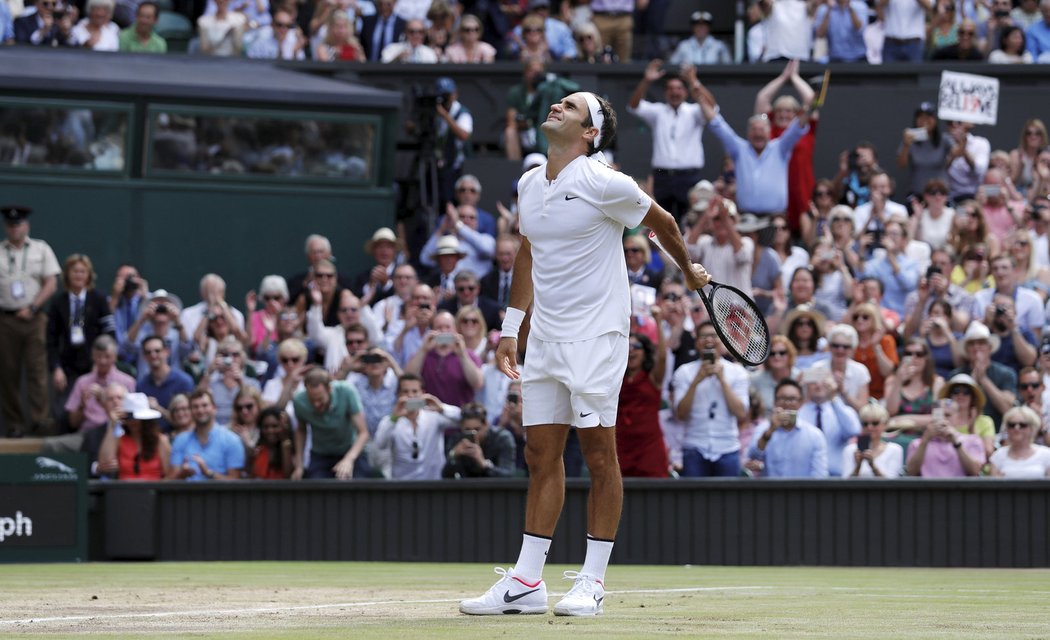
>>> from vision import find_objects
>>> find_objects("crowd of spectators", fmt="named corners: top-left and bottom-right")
top-left (5, 0), bottom-right (1050, 66)
top-left (4, 2), bottom-right (1050, 482)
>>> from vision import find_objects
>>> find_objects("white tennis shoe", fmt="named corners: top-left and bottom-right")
top-left (459, 567), bottom-right (548, 615)
top-left (553, 571), bottom-right (605, 616)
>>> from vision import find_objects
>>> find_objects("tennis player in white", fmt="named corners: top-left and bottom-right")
top-left (459, 91), bottom-right (711, 617)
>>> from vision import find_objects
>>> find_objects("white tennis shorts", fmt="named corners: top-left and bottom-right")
top-left (521, 331), bottom-right (628, 428)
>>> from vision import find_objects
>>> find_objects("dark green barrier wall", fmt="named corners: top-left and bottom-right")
top-left (90, 479), bottom-right (1050, 567)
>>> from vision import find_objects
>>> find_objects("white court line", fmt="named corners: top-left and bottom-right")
top-left (0, 586), bottom-right (769, 626)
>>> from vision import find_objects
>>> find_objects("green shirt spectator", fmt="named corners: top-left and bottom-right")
top-left (119, 26), bottom-right (167, 52)
top-left (118, 1), bottom-right (167, 53)
top-left (293, 379), bottom-right (363, 456)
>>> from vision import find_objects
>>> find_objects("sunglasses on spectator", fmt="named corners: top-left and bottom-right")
top-left (770, 349), bottom-right (788, 356)
top-left (263, 294), bottom-right (283, 301)
top-left (143, 348), bottom-right (165, 355)
top-left (663, 293), bottom-right (682, 301)
top-left (279, 356), bottom-right (302, 364)
top-left (236, 403), bottom-right (256, 412)
top-left (852, 314), bottom-right (870, 321)
top-left (411, 439), bottom-right (420, 460)
top-left (274, 21), bottom-right (294, 28)
top-left (1019, 382), bottom-right (1043, 389)
top-left (346, 338), bottom-right (367, 345)
top-left (315, 272), bottom-right (336, 279)
top-left (1006, 421), bottom-right (1031, 430)
top-left (624, 247), bottom-right (644, 253)
top-left (795, 319), bottom-right (814, 327)
top-left (1027, 129), bottom-right (1042, 136)
top-left (461, 26), bottom-right (479, 32)
top-left (904, 350), bottom-right (926, 357)
top-left (456, 186), bottom-right (478, 192)
top-left (830, 343), bottom-right (852, 350)
top-left (950, 387), bottom-right (973, 396)
top-left (775, 395), bottom-right (802, 403)
top-left (523, 27), bottom-right (542, 33)
top-left (218, 351), bottom-right (240, 357)
top-left (460, 317), bottom-right (481, 324)
top-left (925, 189), bottom-right (948, 196)
top-left (630, 342), bottom-right (643, 349)
top-left (958, 29), bottom-right (975, 35)
top-left (456, 285), bottom-right (478, 292)
top-left (815, 190), bottom-right (832, 197)
top-left (861, 421), bottom-right (881, 427)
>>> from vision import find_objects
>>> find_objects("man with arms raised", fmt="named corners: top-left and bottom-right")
top-left (460, 92), bottom-right (710, 617)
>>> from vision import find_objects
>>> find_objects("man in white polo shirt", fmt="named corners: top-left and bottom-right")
top-left (626, 59), bottom-right (712, 224)
top-left (460, 91), bottom-right (711, 617)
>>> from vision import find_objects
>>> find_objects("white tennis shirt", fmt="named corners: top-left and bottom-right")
top-left (518, 155), bottom-right (651, 342)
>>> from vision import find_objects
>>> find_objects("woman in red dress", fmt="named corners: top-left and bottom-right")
top-left (616, 308), bottom-right (670, 478)
top-left (98, 392), bottom-right (170, 481)
top-left (250, 407), bottom-right (294, 479)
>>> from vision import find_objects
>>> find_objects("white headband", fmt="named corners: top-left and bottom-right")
top-left (582, 92), bottom-right (604, 148)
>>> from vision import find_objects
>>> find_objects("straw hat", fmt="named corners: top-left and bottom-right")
top-left (937, 373), bottom-right (987, 412)
top-left (779, 303), bottom-right (827, 338)
top-left (122, 392), bottom-right (162, 420)
top-left (363, 227), bottom-right (401, 254)
top-left (954, 321), bottom-right (1000, 361)
top-left (429, 235), bottom-right (467, 261)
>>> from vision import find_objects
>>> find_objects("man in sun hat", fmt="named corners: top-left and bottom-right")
top-left (353, 227), bottom-right (402, 306)
top-left (423, 235), bottom-right (467, 302)
top-left (949, 321), bottom-right (1017, 429)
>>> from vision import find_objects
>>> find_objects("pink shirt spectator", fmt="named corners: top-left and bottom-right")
top-left (443, 40), bottom-right (497, 63)
top-left (420, 348), bottom-right (482, 407)
top-left (249, 310), bottom-right (277, 353)
top-left (907, 434), bottom-right (985, 477)
top-left (981, 202), bottom-right (1025, 239)
top-left (63, 368), bottom-right (136, 431)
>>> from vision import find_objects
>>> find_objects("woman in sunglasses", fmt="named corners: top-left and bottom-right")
top-left (1008, 119), bottom-right (1047, 197)
top-left (885, 337), bottom-right (946, 432)
top-left (1006, 230), bottom-right (1050, 299)
top-left (935, 373), bottom-right (995, 459)
top-left (989, 406), bottom-right (1050, 477)
top-left (442, 13), bottom-right (496, 63)
top-left (848, 301), bottom-right (897, 401)
top-left (779, 305), bottom-right (828, 372)
top-left (986, 409), bottom-right (1045, 474)
top-left (749, 335), bottom-right (798, 417)
top-left (843, 404), bottom-right (904, 478)
top-left (913, 178), bottom-right (955, 250)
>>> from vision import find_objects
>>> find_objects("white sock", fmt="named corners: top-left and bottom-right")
top-left (513, 533), bottom-right (551, 584)
top-left (580, 535), bottom-right (614, 583)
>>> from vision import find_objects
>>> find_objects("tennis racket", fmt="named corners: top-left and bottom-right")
top-left (646, 231), bottom-right (771, 366)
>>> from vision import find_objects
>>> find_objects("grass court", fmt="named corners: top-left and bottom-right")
top-left (0, 561), bottom-right (1047, 638)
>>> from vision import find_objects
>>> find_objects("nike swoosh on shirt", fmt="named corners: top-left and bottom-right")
top-left (564, 195), bottom-right (580, 201)
top-left (504, 589), bottom-right (541, 603)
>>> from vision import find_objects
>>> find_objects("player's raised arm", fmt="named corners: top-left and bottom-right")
top-left (642, 202), bottom-right (710, 291)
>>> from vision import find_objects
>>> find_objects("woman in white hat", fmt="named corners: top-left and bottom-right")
top-left (97, 391), bottom-right (170, 480)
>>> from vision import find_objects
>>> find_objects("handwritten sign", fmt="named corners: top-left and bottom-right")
top-left (937, 71), bottom-right (999, 126)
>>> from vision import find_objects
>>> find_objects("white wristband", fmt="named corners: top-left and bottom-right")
top-left (501, 307), bottom-right (526, 340)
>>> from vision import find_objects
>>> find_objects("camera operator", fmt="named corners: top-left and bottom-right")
top-left (442, 402), bottom-right (517, 478)
top-left (984, 293), bottom-right (1037, 370)
top-left (418, 77), bottom-right (473, 214)
top-left (108, 264), bottom-right (150, 350)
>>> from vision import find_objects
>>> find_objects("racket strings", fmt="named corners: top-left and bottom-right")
top-left (710, 288), bottom-right (769, 364)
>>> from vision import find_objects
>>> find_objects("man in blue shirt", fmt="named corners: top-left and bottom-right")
top-left (701, 91), bottom-right (810, 217)
top-left (814, 0), bottom-right (868, 62)
top-left (1025, 1), bottom-right (1050, 61)
top-left (797, 370), bottom-right (861, 477)
top-left (136, 335), bottom-right (194, 433)
top-left (169, 390), bottom-right (245, 481)
top-left (748, 380), bottom-right (828, 478)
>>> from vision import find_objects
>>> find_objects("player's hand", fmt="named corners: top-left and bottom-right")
top-left (495, 337), bottom-right (519, 380)
top-left (684, 263), bottom-right (711, 291)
